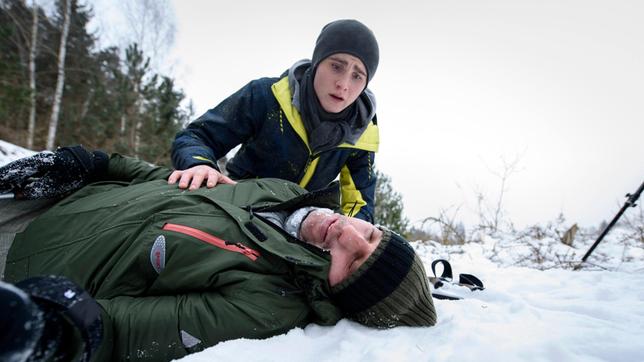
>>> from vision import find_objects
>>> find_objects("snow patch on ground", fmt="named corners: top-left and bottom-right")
top-left (0, 140), bottom-right (36, 167)
top-left (179, 231), bottom-right (644, 361)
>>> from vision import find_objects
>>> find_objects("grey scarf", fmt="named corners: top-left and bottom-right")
top-left (287, 60), bottom-right (376, 154)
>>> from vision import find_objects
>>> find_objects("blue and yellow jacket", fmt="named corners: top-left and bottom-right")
top-left (171, 76), bottom-right (379, 222)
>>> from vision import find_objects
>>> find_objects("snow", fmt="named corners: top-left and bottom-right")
top-left (178, 233), bottom-right (644, 362)
top-left (1, 140), bottom-right (642, 361)
top-left (0, 140), bottom-right (36, 167)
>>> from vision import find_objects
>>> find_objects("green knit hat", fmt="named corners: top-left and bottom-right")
top-left (330, 229), bottom-right (437, 328)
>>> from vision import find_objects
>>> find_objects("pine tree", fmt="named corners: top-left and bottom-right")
top-left (138, 76), bottom-right (188, 166)
top-left (0, 0), bottom-right (189, 166)
top-left (0, 0), bottom-right (32, 139)
top-left (374, 169), bottom-right (410, 237)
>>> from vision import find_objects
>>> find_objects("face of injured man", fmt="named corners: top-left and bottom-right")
top-left (299, 211), bottom-right (383, 286)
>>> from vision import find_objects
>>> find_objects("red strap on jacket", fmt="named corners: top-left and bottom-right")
top-left (163, 223), bottom-right (260, 261)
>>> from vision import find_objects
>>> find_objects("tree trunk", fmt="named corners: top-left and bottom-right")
top-left (134, 119), bottom-right (141, 156)
top-left (133, 98), bottom-right (143, 157)
top-left (77, 87), bottom-right (93, 144)
top-left (120, 114), bottom-right (126, 137)
top-left (27, 0), bottom-right (39, 150)
top-left (46, 0), bottom-right (71, 150)
top-left (79, 87), bottom-right (93, 121)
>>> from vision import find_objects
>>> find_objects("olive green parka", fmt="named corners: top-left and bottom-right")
top-left (5, 154), bottom-right (343, 361)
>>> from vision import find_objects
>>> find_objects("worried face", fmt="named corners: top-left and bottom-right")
top-left (300, 211), bottom-right (382, 286)
top-left (313, 53), bottom-right (368, 113)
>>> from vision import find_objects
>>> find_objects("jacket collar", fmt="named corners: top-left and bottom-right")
top-left (271, 77), bottom-right (380, 153)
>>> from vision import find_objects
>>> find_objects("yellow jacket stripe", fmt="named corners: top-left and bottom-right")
top-left (340, 165), bottom-right (367, 216)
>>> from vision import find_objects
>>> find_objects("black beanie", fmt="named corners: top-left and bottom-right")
top-left (312, 19), bottom-right (379, 83)
top-left (330, 229), bottom-right (437, 328)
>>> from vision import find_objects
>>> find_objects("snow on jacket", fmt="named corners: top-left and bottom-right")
top-left (5, 154), bottom-right (344, 361)
top-left (171, 76), bottom-right (379, 222)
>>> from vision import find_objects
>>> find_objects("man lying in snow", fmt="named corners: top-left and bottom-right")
top-left (0, 146), bottom-right (436, 361)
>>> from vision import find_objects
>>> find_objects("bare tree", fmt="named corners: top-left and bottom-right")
top-left (27, 0), bottom-right (39, 149)
top-left (46, 0), bottom-right (71, 150)
top-left (476, 154), bottom-right (522, 233)
top-left (422, 205), bottom-right (468, 245)
top-left (121, 0), bottom-right (176, 74)
top-left (114, 0), bottom-right (176, 156)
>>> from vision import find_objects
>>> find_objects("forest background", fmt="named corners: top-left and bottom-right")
top-left (0, 0), bottom-right (412, 234)
top-left (1, 0), bottom-right (190, 167)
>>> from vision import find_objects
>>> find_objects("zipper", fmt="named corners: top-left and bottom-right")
top-left (292, 124), bottom-right (314, 183)
top-left (162, 223), bottom-right (260, 261)
top-left (300, 156), bottom-right (313, 180)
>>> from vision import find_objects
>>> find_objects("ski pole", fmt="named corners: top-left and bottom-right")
top-left (576, 180), bottom-right (644, 269)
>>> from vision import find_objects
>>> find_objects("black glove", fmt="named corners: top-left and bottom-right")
top-left (0, 145), bottom-right (109, 200)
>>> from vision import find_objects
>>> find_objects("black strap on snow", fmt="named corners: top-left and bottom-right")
top-left (429, 259), bottom-right (485, 300)
top-left (431, 259), bottom-right (454, 280)
top-left (431, 293), bottom-right (462, 301)
top-left (16, 275), bottom-right (103, 362)
top-left (459, 273), bottom-right (485, 291)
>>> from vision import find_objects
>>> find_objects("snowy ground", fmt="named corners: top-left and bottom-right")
top-left (179, 233), bottom-right (644, 362)
top-left (0, 140), bottom-right (36, 166)
top-left (1, 140), bottom-right (643, 361)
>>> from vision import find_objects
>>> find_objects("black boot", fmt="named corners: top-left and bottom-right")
top-left (0, 280), bottom-right (44, 362)
top-left (1, 276), bottom-right (104, 362)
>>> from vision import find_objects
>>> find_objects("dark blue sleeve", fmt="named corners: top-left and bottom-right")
top-left (171, 79), bottom-right (272, 170)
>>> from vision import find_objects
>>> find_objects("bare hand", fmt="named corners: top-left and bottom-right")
top-left (167, 165), bottom-right (236, 190)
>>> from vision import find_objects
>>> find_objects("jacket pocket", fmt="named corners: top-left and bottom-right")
top-left (162, 223), bottom-right (260, 261)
